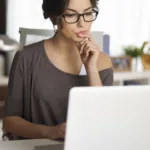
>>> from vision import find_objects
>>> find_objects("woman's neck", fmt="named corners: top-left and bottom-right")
top-left (51, 32), bottom-right (78, 55)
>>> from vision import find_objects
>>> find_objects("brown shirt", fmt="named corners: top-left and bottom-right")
top-left (4, 41), bottom-right (113, 140)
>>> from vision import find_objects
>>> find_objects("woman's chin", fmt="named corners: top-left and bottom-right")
top-left (73, 36), bottom-right (85, 43)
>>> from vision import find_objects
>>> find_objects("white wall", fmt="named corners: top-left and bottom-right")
top-left (6, 0), bottom-right (53, 41)
top-left (98, 0), bottom-right (150, 56)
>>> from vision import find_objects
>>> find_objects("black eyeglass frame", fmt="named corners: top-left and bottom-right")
top-left (61, 9), bottom-right (99, 24)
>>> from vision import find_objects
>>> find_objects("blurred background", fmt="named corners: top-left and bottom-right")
top-left (0, 0), bottom-right (150, 137)
top-left (4, 0), bottom-right (150, 55)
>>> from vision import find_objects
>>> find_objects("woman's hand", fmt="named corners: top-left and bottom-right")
top-left (55, 123), bottom-right (66, 139)
top-left (48, 123), bottom-right (66, 140)
top-left (76, 34), bottom-right (101, 71)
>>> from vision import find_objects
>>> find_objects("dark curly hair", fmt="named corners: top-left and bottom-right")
top-left (42, 0), bottom-right (99, 25)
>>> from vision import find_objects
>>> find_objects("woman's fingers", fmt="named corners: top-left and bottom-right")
top-left (58, 130), bottom-right (65, 139)
top-left (77, 34), bottom-right (99, 59)
top-left (75, 38), bottom-right (88, 53)
top-left (80, 40), bottom-right (90, 54)
top-left (60, 123), bottom-right (66, 133)
top-left (78, 33), bottom-right (96, 44)
top-left (88, 34), bottom-right (97, 45)
top-left (59, 123), bottom-right (66, 138)
top-left (80, 37), bottom-right (88, 45)
top-left (82, 43), bottom-right (96, 56)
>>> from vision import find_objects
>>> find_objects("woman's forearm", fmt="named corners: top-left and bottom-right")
top-left (86, 67), bottom-right (102, 86)
top-left (3, 116), bottom-right (58, 140)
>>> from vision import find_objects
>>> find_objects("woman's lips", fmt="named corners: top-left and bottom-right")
top-left (76, 31), bottom-right (88, 37)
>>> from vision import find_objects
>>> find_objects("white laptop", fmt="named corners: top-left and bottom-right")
top-left (65, 86), bottom-right (150, 150)
top-left (35, 86), bottom-right (150, 150)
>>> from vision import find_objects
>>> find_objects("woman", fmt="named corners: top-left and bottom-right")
top-left (3, 0), bottom-right (113, 140)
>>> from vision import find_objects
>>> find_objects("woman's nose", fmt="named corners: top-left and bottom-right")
top-left (77, 15), bottom-right (85, 27)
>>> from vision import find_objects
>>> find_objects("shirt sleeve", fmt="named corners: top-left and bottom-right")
top-left (100, 68), bottom-right (114, 86)
top-left (4, 51), bottom-right (24, 117)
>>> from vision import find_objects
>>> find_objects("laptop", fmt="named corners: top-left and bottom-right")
top-left (35, 86), bottom-right (150, 150)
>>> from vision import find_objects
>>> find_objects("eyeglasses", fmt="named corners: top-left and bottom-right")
top-left (62, 9), bottom-right (98, 24)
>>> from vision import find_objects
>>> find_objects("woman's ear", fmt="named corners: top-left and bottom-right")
top-left (50, 15), bottom-right (62, 33)
top-left (50, 16), bottom-right (62, 27)
top-left (49, 16), bottom-right (57, 25)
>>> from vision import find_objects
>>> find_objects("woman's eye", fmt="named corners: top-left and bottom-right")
top-left (65, 14), bottom-right (77, 17)
top-left (85, 12), bottom-right (93, 16)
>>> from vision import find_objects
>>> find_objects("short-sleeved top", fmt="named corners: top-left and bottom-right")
top-left (4, 41), bottom-right (113, 140)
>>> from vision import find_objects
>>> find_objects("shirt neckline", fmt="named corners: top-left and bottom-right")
top-left (41, 40), bottom-right (112, 77)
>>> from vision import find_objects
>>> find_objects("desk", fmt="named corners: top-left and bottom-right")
top-left (114, 71), bottom-right (150, 85)
top-left (0, 139), bottom-right (63, 150)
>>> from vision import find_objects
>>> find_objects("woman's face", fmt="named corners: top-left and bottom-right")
top-left (59, 0), bottom-right (95, 43)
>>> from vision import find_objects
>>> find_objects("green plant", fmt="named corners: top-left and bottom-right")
top-left (123, 42), bottom-right (148, 58)
top-left (123, 46), bottom-right (142, 58)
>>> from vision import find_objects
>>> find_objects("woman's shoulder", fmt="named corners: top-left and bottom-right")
top-left (13, 40), bottom-right (44, 71)
top-left (21, 40), bottom-right (44, 56)
top-left (98, 51), bottom-right (113, 72)
top-left (15, 40), bottom-right (44, 63)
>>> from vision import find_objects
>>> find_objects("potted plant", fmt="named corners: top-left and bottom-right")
top-left (123, 45), bottom-right (142, 71)
top-left (123, 42), bottom-right (150, 71)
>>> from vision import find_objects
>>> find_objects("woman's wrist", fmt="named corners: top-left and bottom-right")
top-left (85, 66), bottom-right (102, 86)
top-left (85, 66), bottom-right (99, 74)
top-left (41, 125), bottom-right (59, 140)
